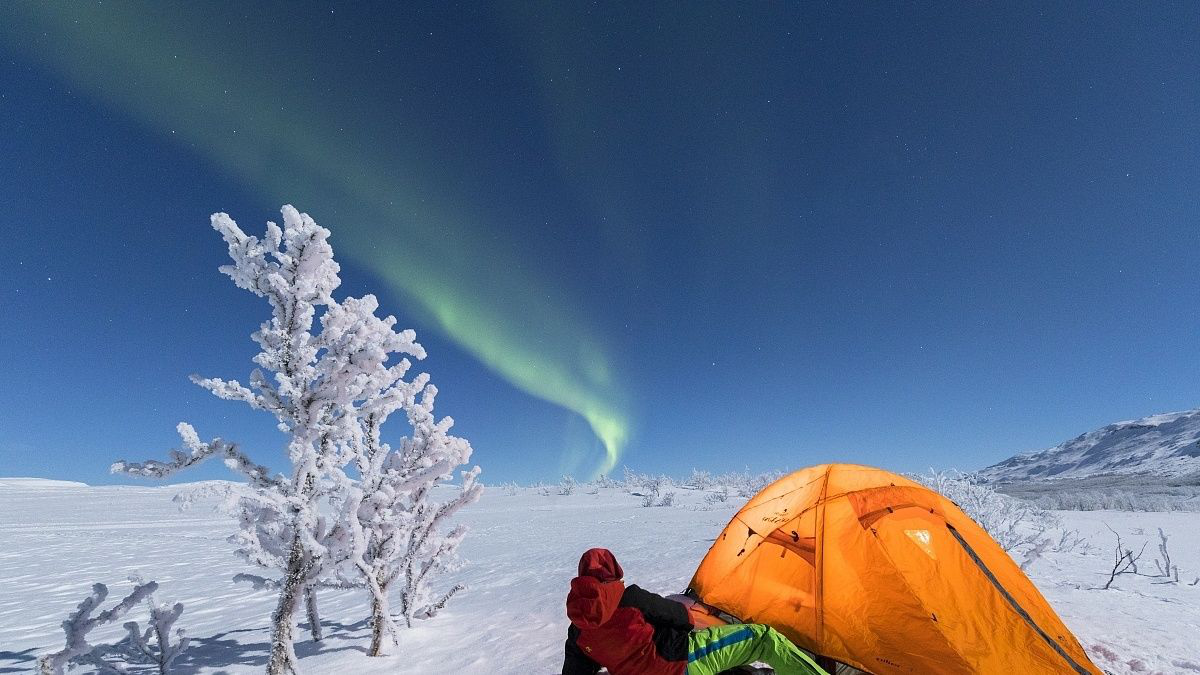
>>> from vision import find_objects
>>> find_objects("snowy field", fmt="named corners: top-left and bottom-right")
top-left (1, 478), bottom-right (1198, 675)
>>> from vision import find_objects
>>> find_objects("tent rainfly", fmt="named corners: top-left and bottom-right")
top-left (688, 463), bottom-right (1102, 674)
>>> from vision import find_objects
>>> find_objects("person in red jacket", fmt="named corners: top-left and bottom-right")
top-left (563, 548), bottom-right (828, 675)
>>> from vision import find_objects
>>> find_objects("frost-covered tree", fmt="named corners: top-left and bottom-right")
top-left (686, 469), bottom-right (714, 490)
top-left (114, 206), bottom-right (434, 675)
top-left (347, 379), bottom-right (482, 656)
top-left (558, 474), bottom-right (577, 495)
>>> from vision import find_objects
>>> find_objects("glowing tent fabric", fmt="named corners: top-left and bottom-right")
top-left (689, 464), bottom-right (1102, 674)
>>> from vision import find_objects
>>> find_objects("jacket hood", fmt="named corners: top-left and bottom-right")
top-left (566, 575), bottom-right (626, 629)
top-left (577, 547), bottom-right (624, 582)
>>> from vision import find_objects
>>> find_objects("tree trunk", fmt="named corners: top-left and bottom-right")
top-left (400, 564), bottom-right (416, 629)
top-left (154, 620), bottom-right (170, 675)
top-left (367, 579), bottom-right (391, 657)
top-left (304, 585), bottom-right (322, 642)
top-left (266, 535), bottom-right (306, 675)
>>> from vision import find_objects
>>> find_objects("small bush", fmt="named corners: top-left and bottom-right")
top-left (39, 580), bottom-right (188, 675)
top-left (687, 469), bottom-right (714, 490)
top-left (640, 485), bottom-right (657, 508)
top-left (558, 475), bottom-right (577, 496)
top-left (704, 487), bottom-right (730, 504)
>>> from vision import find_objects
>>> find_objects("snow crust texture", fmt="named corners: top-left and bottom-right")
top-left (1, 481), bottom-right (1197, 674)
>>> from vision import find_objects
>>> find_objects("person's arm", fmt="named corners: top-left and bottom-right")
top-left (622, 585), bottom-right (693, 630)
top-left (563, 624), bottom-right (601, 675)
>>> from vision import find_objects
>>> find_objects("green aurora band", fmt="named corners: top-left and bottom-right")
top-left (2, 4), bottom-right (629, 476)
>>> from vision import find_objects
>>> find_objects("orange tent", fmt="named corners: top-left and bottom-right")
top-left (688, 464), bottom-right (1101, 674)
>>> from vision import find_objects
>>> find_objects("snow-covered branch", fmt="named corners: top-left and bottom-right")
top-left (123, 594), bottom-right (190, 675)
top-left (397, 466), bottom-right (483, 630)
top-left (38, 582), bottom-right (158, 675)
top-left (1152, 527), bottom-right (1180, 582)
top-left (112, 423), bottom-right (284, 491)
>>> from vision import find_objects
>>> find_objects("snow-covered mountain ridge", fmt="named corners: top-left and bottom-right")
top-left (980, 408), bottom-right (1200, 481)
top-left (0, 477), bottom-right (88, 489)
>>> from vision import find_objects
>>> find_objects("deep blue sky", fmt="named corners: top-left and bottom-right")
top-left (2, 3), bottom-right (1199, 485)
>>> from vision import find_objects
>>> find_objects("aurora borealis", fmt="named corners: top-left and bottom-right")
top-left (2, 3), bottom-right (630, 475)
top-left (3, 3), bottom-right (1200, 484)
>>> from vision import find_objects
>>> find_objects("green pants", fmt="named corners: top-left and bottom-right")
top-left (685, 623), bottom-right (829, 675)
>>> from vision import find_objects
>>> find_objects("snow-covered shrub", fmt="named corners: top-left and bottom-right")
top-left (39, 581), bottom-right (159, 675)
top-left (743, 470), bottom-right (784, 496)
top-left (649, 475), bottom-right (673, 493)
top-left (621, 466), bottom-right (649, 492)
top-left (394, 470), bottom-right (481, 629)
top-left (500, 481), bottom-right (520, 496)
top-left (558, 475), bottom-right (578, 496)
top-left (1025, 489), bottom-right (1196, 512)
top-left (347, 379), bottom-right (482, 656)
top-left (594, 473), bottom-right (618, 489)
top-left (1018, 538), bottom-right (1051, 571)
top-left (40, 579), bottom-right (190, 675)
top-left (621, 468), bottom-right (673, 492)
top-left (717, 469), bottom-right (756, 496)
top-left (1053, 528), bottom-right (1091, 553)
top-left (914, 470), bottom-right (1058, 554)
top-left (113, 206), bottom-right (481, 674)
top-left (121, 579), bottom-right (191, 675)
top-left (710, 468), bottom-right (785, 497)
top-left (636, 480), bottom-right (675, 507)
top-left (687, 469), bottom-right (714, 490)
top-left (640, 482), bottom-right (658, 508)
top-left (535, 482), bottom-right (552, 497)
top-left (704, 486), bottom-right (730, 504)
top-left (1152, 528), bottom-right (1180, 582)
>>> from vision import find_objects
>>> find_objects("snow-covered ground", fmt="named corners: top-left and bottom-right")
top-left (1, 479), bottom-right (1198, 674)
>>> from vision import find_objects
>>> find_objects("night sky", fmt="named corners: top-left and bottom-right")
top-left (2, 3), bottom-right (1199, 484)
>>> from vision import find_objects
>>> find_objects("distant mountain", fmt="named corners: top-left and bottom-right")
top-left (0, 477), bottom-right (89, 489)
top-left (979, 408), bottom-right (1200, 482)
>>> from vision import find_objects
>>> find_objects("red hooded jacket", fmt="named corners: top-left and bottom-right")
top-left (563, 549), bottom-right (693, 675)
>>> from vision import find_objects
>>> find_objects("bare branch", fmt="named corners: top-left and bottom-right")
top-left (1102, 523), bottom-right (1147, 590)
